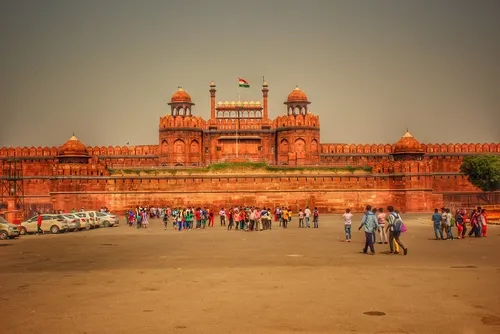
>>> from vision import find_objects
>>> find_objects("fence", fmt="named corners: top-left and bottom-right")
top-left (442, 192), bottom-right (500, 211)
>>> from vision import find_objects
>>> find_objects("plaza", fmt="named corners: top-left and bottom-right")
top-left (0, 214), bottom-right (498, 333)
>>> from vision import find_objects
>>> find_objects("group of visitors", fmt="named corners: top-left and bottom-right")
top-left (343, 205), bottom-right (408, 256)
top-left (431, 207), bottom-right (488, 240)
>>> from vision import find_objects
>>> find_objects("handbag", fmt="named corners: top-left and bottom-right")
top-left (401, 223), bottom-right (407, 233)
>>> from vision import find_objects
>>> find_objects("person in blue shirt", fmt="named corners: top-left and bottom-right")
top-left (358, 205), bottom-right (380, 254)
top-left (431, 208), bottom-right (443, 240)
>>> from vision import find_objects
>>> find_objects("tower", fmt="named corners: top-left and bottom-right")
top-left (262, 81), bottom-right (269, 121)
top-left (276, 86), bottom-right (320, 166)
top-left (159, 87), bottom-right (205, 166)
top-left (210, 81), bottom-right (216, 120)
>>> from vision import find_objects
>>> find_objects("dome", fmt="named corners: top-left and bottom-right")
top-left (393, 131), bottom-right (424, 154)
top-left (170, 87), bottom-right (192, 103)
top-left (57, 135), bottom-right (89, 157)
top-left (287, 86), bottom-right (308, 103)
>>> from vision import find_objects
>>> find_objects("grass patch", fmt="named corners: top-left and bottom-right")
top-left (109, 162), bottom-right (371, 175)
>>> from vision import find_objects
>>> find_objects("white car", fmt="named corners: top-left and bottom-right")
top-left (20, 214), bottom-right (69, 235)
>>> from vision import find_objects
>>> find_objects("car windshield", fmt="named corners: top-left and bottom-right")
top-left (0, 217), bottom-right (8, 224)
top-left (64, 214), bottom-right (75, 218)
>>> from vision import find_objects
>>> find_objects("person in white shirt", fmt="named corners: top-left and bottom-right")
top-left (304, 207), bottom-right (311, 228)
top-left (219, 208), bottom-right (226, 226)
top-left (343, 208), bottom-right (353, 242)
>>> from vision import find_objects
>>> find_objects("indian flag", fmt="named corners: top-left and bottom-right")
top-left (238, 78), bottom-right (250, 88)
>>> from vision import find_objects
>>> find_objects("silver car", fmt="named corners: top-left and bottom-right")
top-left (58, 214), bottom-right (81, 231)
top-left (96, 212), bottom-right (119, 227)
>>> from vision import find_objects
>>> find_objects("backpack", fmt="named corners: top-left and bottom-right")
top-left (391, 213), bottom-right (403, 232)
top-left (450, 216), bottom-right (455, 227)
top-left (313, 210), bottom-right (319, 217)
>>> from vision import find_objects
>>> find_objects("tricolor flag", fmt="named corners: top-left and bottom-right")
top-left (238, 78), bottom-right (250, 88)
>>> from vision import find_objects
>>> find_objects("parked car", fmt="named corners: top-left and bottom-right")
top-left (82, 211), bottom-right (102, 228)
top-left (19, 214), bottom-right (69, 235)
top-left (0, 216), bottom-right (20, 239)
top-left (96, 212), bottom-right (119, 227)
top-left (74, 212), bottom-right (93, 230)
top-left (58, 214), bottom-right (81, 231)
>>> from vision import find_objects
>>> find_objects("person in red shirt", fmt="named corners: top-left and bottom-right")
top-left (36, 212), bottom-right (44, 235)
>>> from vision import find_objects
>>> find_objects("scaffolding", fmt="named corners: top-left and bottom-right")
top-left (0, 159), bottom-right (26, 217)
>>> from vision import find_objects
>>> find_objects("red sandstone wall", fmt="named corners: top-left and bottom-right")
top-left (45, 173), bottom-right (439, 213)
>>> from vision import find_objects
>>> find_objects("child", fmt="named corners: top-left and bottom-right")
top-left (298, 209), bottom-right (304, 228)
top-left (343, 208), bottom-right (353, 242)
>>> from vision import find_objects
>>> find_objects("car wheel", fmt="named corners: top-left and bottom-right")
top-left (0, 231), bottom-right (8, 240)
top-left (103, 221), bottom-right (110, 228)
top-left (50, 225), bottom-right (60, 234)
top-left (85, 224), bottom-right (91, 230)
top-left (20, 227), bottom-right (27, 235)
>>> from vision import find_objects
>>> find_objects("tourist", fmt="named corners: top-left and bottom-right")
top-left (163, 211), bottom-right (169, 230)
top-left (477, 207), bottom-right (484, 237)
top-left (481, 209), bottom-right (488, 237)
top-left (431, 209), bottom-right (443, 240)
top-left (313, 207), bottom-right (319, 228)
top-left (36, 212), bottom-right (44, 235)
top-left (386, 206), bottom-right (408, 255)
top-left (371, 207), bottom-right (378, 243)
top-left (468, 209), bottom-right (478, 237)
top-left (377, 208), bottom-right (388, 244)
top-left (343, 208), bottom-right (353, 242)
top-left (455, 209), bottom-right (465, 239)
top-left (219, 208), bottom-right (226, 226)
top-left (298, 209), bottom-right (304, 228)
top-left (209, 209), bottom-right (214, 227)
top-left (281, 207), bottom-right (288, 228)
top-left (358, 205), bottom-right (379, 254)
top-left (195, 208), bottom-right (202, 229)
top-left (444, 208), bottom-right (454, 240)
top-left (304, 206), bottom-right (311, 228)
top-left (249, 207), bottom-right (256, 231)
top-left (288, 207), bottom-right (293, 225)
top-left (228, 209), bottom-right (234, 230)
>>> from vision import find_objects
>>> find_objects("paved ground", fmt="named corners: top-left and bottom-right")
top-left (0, 214), bottom-right (499, 334)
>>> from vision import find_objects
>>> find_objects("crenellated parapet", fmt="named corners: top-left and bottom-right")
top-left (159, 114), bottom-right (206, 130)
top-left (423, 143), bottom-right (500, 154)
top-left (274, 113), bottom-right (320, 129)
top-left (0, 146), bottom-right (58, 158)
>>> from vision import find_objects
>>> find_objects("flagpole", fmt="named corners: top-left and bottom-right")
top-left (236, 77), bottom-right (239, 158)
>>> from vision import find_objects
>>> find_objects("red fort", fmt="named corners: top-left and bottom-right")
top-left (1, 82), bottom-right (498, 217)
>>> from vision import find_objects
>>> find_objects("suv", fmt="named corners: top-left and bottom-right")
top-left (19, 214), bottom-right (69, 234)
top-left (0, 216), bottom-right (20, 239)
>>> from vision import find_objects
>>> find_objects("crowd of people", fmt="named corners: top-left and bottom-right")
top-left (343, 205), bottom-right (408, 256)
top-left (121, 204), bottom-right (491, 257)
top-left (124, 206), bottom-right (320, 231)
top-left (431, 207), bottom-right (488, 240)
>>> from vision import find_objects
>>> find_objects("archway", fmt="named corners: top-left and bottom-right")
top-left (294, 138), bottom-right (306, 152)
top-left (190, 139), bottom-right (200, 153)
top-left (161, 140), bottom-right (168, 154)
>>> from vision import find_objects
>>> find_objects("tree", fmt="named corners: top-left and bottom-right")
top-left (460, 155), bottom-right (500, 192)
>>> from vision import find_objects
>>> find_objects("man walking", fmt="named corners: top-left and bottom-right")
top-left (358, 205), bottom-right (379, 254)
top-left (36, 212), bottom-right (44, 235)
top-left (386, 206), bottom-right (408, 255)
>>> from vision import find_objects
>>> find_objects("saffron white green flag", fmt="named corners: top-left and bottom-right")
top-left (238, 78), bottom-right (250, 88)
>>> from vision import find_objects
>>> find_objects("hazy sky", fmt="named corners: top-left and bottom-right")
top-left (1, 0), bottom-right (499, 148)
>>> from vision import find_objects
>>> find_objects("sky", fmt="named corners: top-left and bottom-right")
top-left (1, 0), bottom-right (499, 148)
